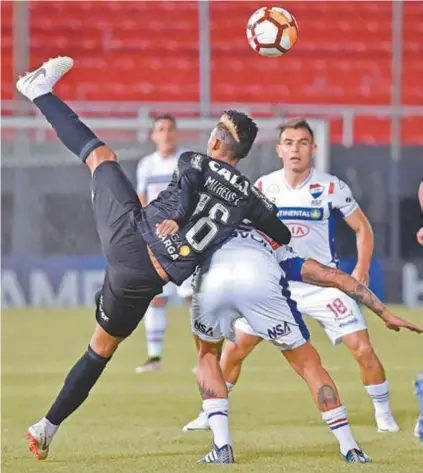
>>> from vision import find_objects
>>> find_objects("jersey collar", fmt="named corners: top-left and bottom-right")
top-left (282, 168), bottom-right (314, 191)
top-left (155, 147), bottom-right (184, 161)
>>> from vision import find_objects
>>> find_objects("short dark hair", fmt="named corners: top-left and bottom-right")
top-left (279, 118), bottom-right (314, 142)
top-left (216, 110), bottom-right (258, 160)
top-left (153, 114), bottom-right (177, 128)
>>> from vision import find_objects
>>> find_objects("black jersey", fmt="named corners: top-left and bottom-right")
top-left (136, 151), bottom-right (290, 284)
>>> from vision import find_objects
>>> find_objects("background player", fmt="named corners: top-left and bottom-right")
top-left (17, 57), bottom-right (291, 462)
top-left (253, 119), bottom-right (398, 432)
top-left (190, 225), bottom-right (422, 464)
top-left (135, 115), bottom-right (192, 373)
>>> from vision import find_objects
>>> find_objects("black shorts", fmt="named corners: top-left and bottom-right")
top-left (91, 161), bottom-right (165, 337)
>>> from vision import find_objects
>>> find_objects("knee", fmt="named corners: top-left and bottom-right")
top-left (197, 339), bottom-right (222, 360)
top-left (350, 340), bottom-right (376, 363)
top-left (86, 145), bottom-right (117, 174)
top-left (224, 341), bottom-right (247, 363)
top-left (90, 324), bottom-right (122, 358)
top-left (287, 343), bottom-right (322, 378)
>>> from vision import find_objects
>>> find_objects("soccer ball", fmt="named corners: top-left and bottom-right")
top-left (246, 6), bottom-right (298, 57)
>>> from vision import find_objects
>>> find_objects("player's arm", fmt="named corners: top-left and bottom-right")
top-left (138, 192), bottom-right (148, 207)
top-left (249, 186), bottom-right (291, 245)
top-left (156, 153), bottom-right (205, 236)
top-left (333, 178), bottom-right (373, 286)
top-left (136, 158), bottom-right (150, 207)
top-left (300, 259), bottom-right (423, 333)
top-left (344, 208), bottom-right (374, 286)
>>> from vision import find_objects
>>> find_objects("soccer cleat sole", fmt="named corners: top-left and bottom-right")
top-left (26, 431), bottom-right (48, 461)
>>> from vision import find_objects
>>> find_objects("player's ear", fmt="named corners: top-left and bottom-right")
top-left (211, 138), bottom-right (221, 152)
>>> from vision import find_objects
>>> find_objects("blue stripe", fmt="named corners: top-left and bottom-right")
top-left (207, 411), bottom-right (228, 419)
top-left (330, 422), bottom-right (349, 430)
top-left (278, 276), bottom-right (310, 341)
top-left (280, 257), bottom-right (305, 282)
top-left (328, 203), bottom-right (341, 268)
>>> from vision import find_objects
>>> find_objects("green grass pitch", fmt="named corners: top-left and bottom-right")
top-left (2, 306), bottom-right (422, 472)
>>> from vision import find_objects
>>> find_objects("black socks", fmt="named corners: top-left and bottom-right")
top-left (46, 346), bottom-right (111, 425)
top-left (33, 93), bottom-right (104, 161)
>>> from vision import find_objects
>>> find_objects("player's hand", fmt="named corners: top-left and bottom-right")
top-left (156, 220), bottom-right (179, 237)
top-left (382, 310), bottom-right (423, 333)
top-left (417, 227), bottom-right (423, 246)
top-left (351, 266), bottom-right (370, 286)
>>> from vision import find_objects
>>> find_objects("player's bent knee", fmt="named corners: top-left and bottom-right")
top-left (89, 323), bottom-right (124, 358)
top-left (343, 331), bottom-right (376, 362)
top-left (85, 145), bottom-right (117, 175)
top-left (197, 339), bottom-right (223, 358)
top-left (351, 342), bottom-right (376, 363)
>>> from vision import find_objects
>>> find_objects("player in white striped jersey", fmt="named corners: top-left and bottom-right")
top-left (135, 114), bottom-right (192, 373)
top-left (237, 119), bottom-right (398, 432)
top-left (184, 119), bottom-right (400, 433)
top-left (189, 225), bottom-right (421, 463)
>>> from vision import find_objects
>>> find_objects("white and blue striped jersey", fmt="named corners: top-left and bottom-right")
top-left (136, 148), bottom-right (185, 203)
top-left (255, 168), bottom-right (358, 267)
top-left (218, 224), bottom-right (305, 283)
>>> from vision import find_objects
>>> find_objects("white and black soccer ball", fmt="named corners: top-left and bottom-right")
top-left (246, 6), bottom-right (298, 57)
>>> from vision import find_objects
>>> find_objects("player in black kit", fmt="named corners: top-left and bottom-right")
top-left (16, 57), bottom-right (291, 461)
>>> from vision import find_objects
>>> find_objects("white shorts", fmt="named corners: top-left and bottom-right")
top-left (191, 252), bottom-right (310, 351)
top-left (235, 281), bottom-right (367, 345)
top-left (158, 276), bottom-right (193, 300)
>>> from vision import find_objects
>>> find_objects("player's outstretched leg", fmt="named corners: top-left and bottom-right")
top-left (16, 56), bottom-right (115, 175)
top-left (195, 338), bottom-right (234, 464)
top-left (343, 330), bottom-right (399, 433)
top-left (283, 341), bottom-right (370, 463)
top-left (27, 324), bottom-right (121, 460)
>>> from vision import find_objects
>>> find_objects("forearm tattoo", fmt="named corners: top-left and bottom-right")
top-left (302, 260), bottom-right (386, 317)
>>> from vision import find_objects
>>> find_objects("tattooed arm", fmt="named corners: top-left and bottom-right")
top-left (301, 259), bottom-right (423, 333)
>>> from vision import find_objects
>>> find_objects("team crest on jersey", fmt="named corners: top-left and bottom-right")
top-left (179, 245), bottom-right (191, 257)
top-left (309, 183), bottom-right (324, 199)
top-left (191, 154), bottom-right (204, 171)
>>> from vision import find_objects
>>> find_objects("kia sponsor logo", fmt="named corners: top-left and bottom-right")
top-left (288, 223), bottom-right (310, 238)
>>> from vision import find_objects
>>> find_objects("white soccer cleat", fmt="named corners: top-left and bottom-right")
top-left (182, 411), bottom-right (210, 432)
top-left (16, 56), bottom-right (74, 102)
top-left (26, 420), bottom-right (55, 461)
top-left (376, 412), bottom-right (400, 433)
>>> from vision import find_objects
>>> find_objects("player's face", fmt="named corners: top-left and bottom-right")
top-left (276, 127), bottom-right (316, 173)
top-left (152, 119), bottom-right (178, 156)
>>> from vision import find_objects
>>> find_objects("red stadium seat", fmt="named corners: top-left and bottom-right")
top-left (1, 1), bottom-right (421, 143)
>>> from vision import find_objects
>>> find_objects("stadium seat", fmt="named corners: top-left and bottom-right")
top-left (1, 1), bottom-right (422, 144)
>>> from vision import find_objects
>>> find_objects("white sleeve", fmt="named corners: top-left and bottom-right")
top-left (274, 244), bottom-right (300, 263)
top-left (136, 157), bottom-right (151, 195)
top-left (331, 178), bottom-right (359, 218)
